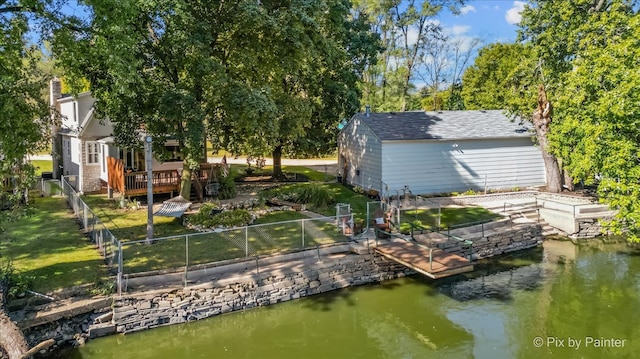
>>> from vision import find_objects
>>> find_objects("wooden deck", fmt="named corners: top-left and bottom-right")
top-left (374, 240), bottom-right (473, 279)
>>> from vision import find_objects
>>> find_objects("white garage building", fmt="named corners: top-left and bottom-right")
top-left (337, 110), bottom-right (546, 196)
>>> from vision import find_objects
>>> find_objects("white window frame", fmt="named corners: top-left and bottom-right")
top-left (63, 138), bottom-right (71, 157)
top-left (86, 141), bottom-right (100, 165)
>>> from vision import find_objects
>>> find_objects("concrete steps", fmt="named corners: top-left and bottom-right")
top-left (482, 200), bottom-right (559, 237)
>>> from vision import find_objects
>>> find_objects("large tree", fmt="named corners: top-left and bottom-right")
top-left (354, 0), bottom-right (464, 112)
top-left (58, 0), bottom-right (375, 190)
top-left (517, 0), bottom-right (640, 239)
top-left (0, 7), bottom-right (51, 207)
top-left (1, 3), bottom-right (82, 357)
top-left (208, 0), bottom-right (377, 179)
top-left (460, 42), bottom-right (531, 110)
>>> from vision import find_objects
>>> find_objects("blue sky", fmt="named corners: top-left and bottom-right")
top-left (438, 1), bottom-right (525, 44)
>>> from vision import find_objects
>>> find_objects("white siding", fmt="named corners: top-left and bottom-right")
top-left (76, 93), bottom-right (95, 127)
top-left (70, 137), bottom-right (81, 164)
top-left (100, 144), bottom-right (108, 182)
top-left (381, 138), bottom-right (546, 195)
top-left (338, 119), bottom-right (383, 192)
top-left (59, 100), bottom-right (77, 130)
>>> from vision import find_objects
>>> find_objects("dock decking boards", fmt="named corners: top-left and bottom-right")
top-left (374, 241), bottom-right (473, 279)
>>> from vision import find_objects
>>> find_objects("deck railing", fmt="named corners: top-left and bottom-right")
top-left (123, 169), bottom-right (181, 195)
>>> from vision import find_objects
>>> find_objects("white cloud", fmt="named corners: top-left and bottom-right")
top-left (505, 1), bottom-right (526, 25)
top-left (459, 5), bottom-right (476, 15)
top-left (402, 20), bottom-right (440, 46)
top-left (451, 25), bottom-right (471, 36)
top-left (407, 27), bottom-right (419, 46)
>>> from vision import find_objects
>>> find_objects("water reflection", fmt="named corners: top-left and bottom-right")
top-left (63, 239), bottom-right (640, 359)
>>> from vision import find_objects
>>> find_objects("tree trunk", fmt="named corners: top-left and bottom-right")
top-left (179, 166), bottom-right (193, 199)
top-left (0, 287), bottom-right (28, 359)
top-left (563, 169), bottom-right (575, 191)
top-left (272, 145), bottom-right (285, 181)
top-left (532, 85), bottom-right (563, 193)
top-left (1, 287), bottom-right (55, 359)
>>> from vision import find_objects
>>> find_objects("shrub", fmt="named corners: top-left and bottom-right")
top-left (260, 183), bottom-right (335, 209)
top-left (187, 207), bottom-right (252, 228)
top-left (218, 175), bottom-right (237, 200)
top-left (0, 260), bottom-right (33, 299)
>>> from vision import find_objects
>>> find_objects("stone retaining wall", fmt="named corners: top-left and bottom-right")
top-left (17, 222), bottom-right (545, 352)
top-left (422, 191), bottom-right (538, 206)
top-left (570, 217), bottom-right (613, 239)
top-left (111, 253), bottom-right (411, 334)
top-left (438, 222), bottom-right (543, 260)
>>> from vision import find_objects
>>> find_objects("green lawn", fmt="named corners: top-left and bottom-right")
top-left (30, 160), bottom-right (52, 176)
top-left (81, 194), bottom-right (190, 241)
top-left (1, 197), bottom-right (110, 294)
top-left (399, 207), bottom-right (501, 233)
top-left (228, 163), bottom-right (335, 182)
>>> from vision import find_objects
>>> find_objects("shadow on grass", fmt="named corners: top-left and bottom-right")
top-left (2, 197), bottom-right (110, 293)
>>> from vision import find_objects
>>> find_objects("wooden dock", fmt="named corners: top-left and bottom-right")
top-left (374, 240), bottom-right (473, 279)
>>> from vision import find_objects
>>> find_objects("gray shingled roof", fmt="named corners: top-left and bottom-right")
top-left (352, 110), bottom-right (532, 141)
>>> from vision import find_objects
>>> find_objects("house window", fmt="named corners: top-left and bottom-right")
top-left (86, 142), bottom-right (99, 164)
top-left (63, 138), bottom-right (71, 157)
top-left (101, 145), bottom-right (106, 171)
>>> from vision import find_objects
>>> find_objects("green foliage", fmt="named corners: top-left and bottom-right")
top-left (218, 176), bottom-right (237, 200)
top-left (187, 207), bottom-right (253, 228)
top-left (517, 0), bottom-right (640, 240)
top-left (57, 0), bottom-right (377, 189)
top-left (262, 183), bottom-right (335, 209)
top-left (0, 260), bottom-right (33, 299)
top-left (0, 12), bottom-right (51, 208)
top-left (461, 43), bottom-right (533, 110)
top-left (89, 279), bottom-right (115, 296)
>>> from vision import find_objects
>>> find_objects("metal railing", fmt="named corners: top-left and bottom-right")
top-left (119, 215), bottom-right (354, 285)
top-left (409, 223), bottom-right (474, 262)
top-left (61, 176), bottom-right (124, 296)
top-left (59, 179), bottom-right (354, 294)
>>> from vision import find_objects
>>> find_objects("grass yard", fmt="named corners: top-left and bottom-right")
top-left (228, 164), bottom-right (335, 182)
top-left (81, 194), bottom-right (191, 241)
top-left (30, 160), bottom-right (52, 176)
top-left (400, 207), bottom-right (501, 232)
top-left (1, 197), bottom-right (109, 294)
top-left (119, 211), bottom-right (347, 274)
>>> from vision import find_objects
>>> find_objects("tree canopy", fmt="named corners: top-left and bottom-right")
top-left (461, 42), bottom-right (532, 110)
top-left (516, 0), bottom-right (640, 240)
top-left (56, 0), bottom-right (377, 189)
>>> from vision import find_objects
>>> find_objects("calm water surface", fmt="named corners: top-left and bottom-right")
top-left (63, 240), bottom-right (640, 359)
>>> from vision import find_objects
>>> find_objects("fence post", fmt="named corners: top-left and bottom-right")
top-left (429, 249), bottom-right (433, 272)
top-left (184, 235), bottom-right (189, 287)
top-left (301, 219), bottom-right (305, 249)
top-left (245, 227), bottom-right (249, 257)
top-left (481, 223), bottom-right (485, 238)
top-left (117, 241), bottom-right (123, 297)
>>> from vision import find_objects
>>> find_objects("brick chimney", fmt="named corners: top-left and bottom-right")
top-left (50, 77), bottom-right (62, 178)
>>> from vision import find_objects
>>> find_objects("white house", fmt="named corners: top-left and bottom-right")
top-left (50, 79), bottom-right (183, 194)
top-left (337, 110), bottom-right (546, 196)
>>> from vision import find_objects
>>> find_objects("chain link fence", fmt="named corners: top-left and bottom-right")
top-left (61, 176), bottom-right (124, 295)
top-left (120, 215), bottom-right (352, 277)
top-left (59, 176), bottom-right (354, 294)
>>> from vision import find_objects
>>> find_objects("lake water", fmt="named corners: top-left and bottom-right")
top-left (61, 239), bottom-right (640, 359)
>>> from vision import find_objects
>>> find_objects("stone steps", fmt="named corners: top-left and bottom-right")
top-left (483, 201), bottom-right (559, 237)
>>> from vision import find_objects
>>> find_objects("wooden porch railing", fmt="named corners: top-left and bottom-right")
top-left (107, 156), bottom-right (224, 198)
top-left (123, 170), bottom-right (181, 196)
